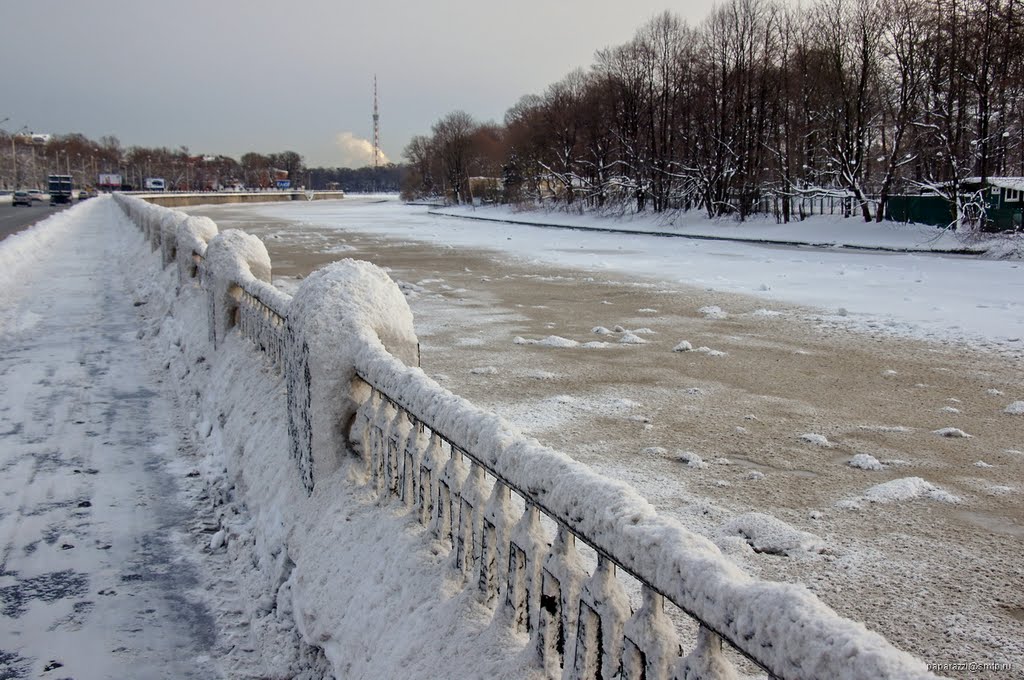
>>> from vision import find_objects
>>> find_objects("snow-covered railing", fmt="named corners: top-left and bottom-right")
top-left (349, 349), bottom-right (938, 680)
top-left (113, 193), bottom-right (940, 680)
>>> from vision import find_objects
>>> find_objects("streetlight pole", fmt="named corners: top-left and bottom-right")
top-left (0, 117), bottom-right (7, 188)
top-left (11, 125), bottom-right (28, 188)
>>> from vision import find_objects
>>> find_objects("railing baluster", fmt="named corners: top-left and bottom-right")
top-left (572, 556), bottom-right (631, 680)
top-left (402, 419), bottom-right (426, 508)
top-left (385, 407), bottom-right (408, 498)
top-left (479, 480), bottom-right (513, 604)
top-left (622, 587), bottom-right (681, 680)
top-left (506, 503), bottom-right (546, 636)
top-left (418, 432), bottom-right (443, 527)
top-left (456, 462), bottom-right (487, 576)
top-left (369, 396), bottom-right (392, 496)
top-left (538, 525), bottom-right (588, 676)
top-left (437, 445), bottom-right (467, 545)
top-left (672, 626), bottom-right (737, 680)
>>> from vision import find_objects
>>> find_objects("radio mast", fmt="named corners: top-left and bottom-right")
top-left (373, 75), bottom-right (380, 171)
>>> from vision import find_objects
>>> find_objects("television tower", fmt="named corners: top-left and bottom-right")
top-left (372, 75), bottom-right (380, 170)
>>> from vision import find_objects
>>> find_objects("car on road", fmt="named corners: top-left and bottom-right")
top-left (12, 191), bottom-right (32, 207)
top-left (27, 189), bottom-right (44, 202)
top-left (78, 190), bottom-right (90, 201)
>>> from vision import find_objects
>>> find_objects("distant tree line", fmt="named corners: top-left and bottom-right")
top-left (307, 164), bottom-right (404, 192)
top-left (0, 130), bottom-right (405, 194)
top-left (403, 0), bottom-right (1024, 227)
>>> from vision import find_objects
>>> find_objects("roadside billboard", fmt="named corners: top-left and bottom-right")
top-left (98, 173), bottom-right (122, 188)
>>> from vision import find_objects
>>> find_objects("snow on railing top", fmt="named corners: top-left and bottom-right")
top-left (113, 192), bottom-right (940, 680)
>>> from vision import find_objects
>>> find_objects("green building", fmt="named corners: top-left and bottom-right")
top-left (886, 177), bottom-right (1024, 231)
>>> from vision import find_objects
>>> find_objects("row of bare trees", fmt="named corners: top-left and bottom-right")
top-left (403, 0), bottom-right (1024, 224)
top-left (0, 131), bottom-right (308, 192)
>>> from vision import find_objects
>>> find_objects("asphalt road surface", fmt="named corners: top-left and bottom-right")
top-left (0, 202), bottom-right (72, 241)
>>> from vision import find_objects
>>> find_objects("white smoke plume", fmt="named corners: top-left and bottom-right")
top-left (334, 131), bottom-right (390, 168)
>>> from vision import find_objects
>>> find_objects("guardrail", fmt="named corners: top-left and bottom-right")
top-left (114, 192), bottom-right (939, 680)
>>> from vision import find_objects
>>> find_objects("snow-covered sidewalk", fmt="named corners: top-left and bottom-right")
top-left (0, 199), bottom-right (219, 679)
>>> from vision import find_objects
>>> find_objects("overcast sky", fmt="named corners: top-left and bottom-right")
top-left (2, 0), bottom-right (717, 168)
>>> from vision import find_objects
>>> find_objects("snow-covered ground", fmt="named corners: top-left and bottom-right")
top-left (0, 200), bottom-right (223, 678)
top-left (3, 196), bottom-right (1021, 678)
top-left (244, 199), bottom-right (1024, 357)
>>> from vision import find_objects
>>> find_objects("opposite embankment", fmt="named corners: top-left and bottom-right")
top-left (137, 190), bottom-right (346, 208)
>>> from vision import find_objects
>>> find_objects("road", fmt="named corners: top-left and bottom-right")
top-left (0, 202), bottom-right (73, 241)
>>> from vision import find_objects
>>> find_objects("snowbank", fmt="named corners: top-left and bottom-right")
top-left (111, 194), bottom-right (939, 680)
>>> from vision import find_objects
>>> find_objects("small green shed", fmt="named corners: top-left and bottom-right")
top-left (980, 177), bottom-right (1024, 231)
top-left (886, 177), bottom-right (1024, 231)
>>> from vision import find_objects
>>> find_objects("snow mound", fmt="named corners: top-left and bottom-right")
top-left (694, 346), bottom-right (726, 356)
top-left (986, 388), bottom-right (1004, 396)
top-left (857, 425), bottom-right (911, 433)
top-left (720, 513), bottom-right (826, 556)
top-left (581, 341), bottom-right (612, 349)
top-left (698, 305), bottom-right (728, 319)
top-left (981, 236), bottom-right (1024, 259)
top-left (751, 309), bottom-right (783, 318)
top-left (799, 433), bottom-right (833, 447)
top-left (629, 327), bottom-right (656, 335)
top-left (1003, 400), bottom-right (1024, 415)
top-left (619, 332), bottom-right (647, 345)
top-left (673, 340), bottom-right (693, 352)
top-left (527, 370), bottom-right (558, 380)
top-left (940, 406), bottom-right (961, 414)
top-left (641, 446), bottom-right (668, 456)
top-left (592, 326), bottom-right (612, 335)
top-left (973, 460), bottom-right (994, 468)
top-left (514, 335), bottom-right (579, 348)
top-left (843, 477), bottom-right (960, 507)
top-left (849, 454), bottom-right (883, 471)
top-left (933, 427), bottom-right (973, 438)
top-left (638, 308), bottom-right (657, 313)
top-left (675, 451), bottom-right (707, 469)
top-left (470, 366), bottom-right (498, 375)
